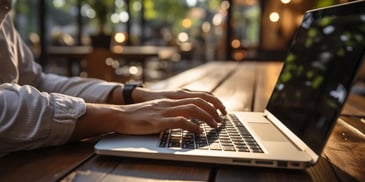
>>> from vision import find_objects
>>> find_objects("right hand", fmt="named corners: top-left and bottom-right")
top-left (71, 97), bottom-right (224, 141)
top-left (115, 98), bottom-right (222, 135)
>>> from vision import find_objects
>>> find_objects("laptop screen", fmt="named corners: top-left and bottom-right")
top-left (267, 1), bottom-right (365, 154)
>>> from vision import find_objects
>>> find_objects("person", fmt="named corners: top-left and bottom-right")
top-left (0, 1), bottom-right (226, 157)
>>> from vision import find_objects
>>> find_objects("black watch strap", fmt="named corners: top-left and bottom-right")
top-left (123, 82), bottom-right (143, 104)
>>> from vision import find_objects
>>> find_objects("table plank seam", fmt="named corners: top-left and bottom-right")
top-left (209, 65), bottom-right (239, 93)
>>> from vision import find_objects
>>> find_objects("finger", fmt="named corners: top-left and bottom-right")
top-left (160, 116), bottom-right (202, 133)
top-left (166, 104), bottom-right (218, 128)
top-left (178, 90), bottom-right (227, 115)
top-left (157, 98), bottom-right (221, 123)
top-left (155, 98), bottom-right (222, 121)
top-left (199, 93), bottom-right (227, 115)
top-left (168, 98), bottom-right (222, 122)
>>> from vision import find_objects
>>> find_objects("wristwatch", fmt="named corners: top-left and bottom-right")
top-left (123, 82), bottom-right (143, 104)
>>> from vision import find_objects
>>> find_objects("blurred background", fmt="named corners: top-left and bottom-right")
top-left (11, 0), bottom-right (356, 83)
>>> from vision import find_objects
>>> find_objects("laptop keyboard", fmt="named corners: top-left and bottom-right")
top-left (158, 114), bottom-right (263, 153)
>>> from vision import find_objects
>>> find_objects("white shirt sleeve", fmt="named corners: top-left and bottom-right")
top-left (0, 10), bottom-right (119, 156)
top-left (0, 83), bottom-right (86, 155)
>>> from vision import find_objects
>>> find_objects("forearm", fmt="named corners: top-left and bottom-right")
top-left (70, 103), bottom-right (120, 141)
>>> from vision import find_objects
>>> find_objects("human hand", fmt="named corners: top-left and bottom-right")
top-left (108, 87), bottom-right (226, 115)
top-left (115, 97), bottom-right (223, 135)
top-left (71, 97), bottom-right (224, 141)
top-left (133, 88), bottom-right (227, 115)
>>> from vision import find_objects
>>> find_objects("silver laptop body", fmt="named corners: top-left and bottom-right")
top-left (95, 1), bottom-right (365, 169)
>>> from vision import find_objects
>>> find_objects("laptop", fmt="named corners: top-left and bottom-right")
top-left (95, 1), bottom-right (365, 169)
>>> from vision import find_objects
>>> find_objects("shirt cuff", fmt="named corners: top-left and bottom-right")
top-left (48, 93), bottom-right (86, 146)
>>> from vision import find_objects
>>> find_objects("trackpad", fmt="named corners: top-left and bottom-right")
top-left (248, 123), bottom-right (288, 142)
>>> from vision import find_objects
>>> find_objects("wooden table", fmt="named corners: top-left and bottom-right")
top-left (1, 61), bottom-right (364, 181)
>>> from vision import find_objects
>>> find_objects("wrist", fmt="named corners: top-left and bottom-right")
top-left (107, 86), bottom-right (123, 105)
top-left (123, 82), bottom-right (143, 104)
top-left (71, 103), bottom-right (119, 141)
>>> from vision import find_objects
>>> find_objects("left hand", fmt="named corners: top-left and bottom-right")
top-left (108, 87), bottom-right (227, 115)
top-left (133, 88), bottom-right (227, 115)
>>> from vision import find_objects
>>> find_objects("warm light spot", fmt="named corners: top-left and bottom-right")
top-left (221, 1), bottom-right (230, 10)
top-left (53, 0), bottom-right (65, 8)
top-left (129, 66), bottom-right (139, 75)
top-left (132, 1), bottom-right (141, 11)
top-left (29, 33), bottom-right (40, 43)
top-left (180, 42), bottom-right (192, 51)
top-left (269, 12), bottom-right (280, 22)
top-left (83, 6), bottom-right (95, 19)
top-left (105, 57), bottom-right (114, 66)
top-left (182, 18), bottom-right (192, 28)
top-left (231, 39), bottom-right (241, 48)
top-left (281, 0), bottom-right (291, 4)
top-left (111, 60), bottom-right (120, 69)
top-left (233, 51), bottom-right (246, 61)
top-left (186, 0), bottom-right (197, 7)
top-left (115, 0), bottom-right (125, 8)
top-left (111, 13), bottom-right (120, 23)
top-left (178, 32), bottom-right (189, 42)
top-left (114, 32), bottom-right (126, 43)
top-left (62, 34), bottom-right (74, 46)
top-left (212, 14), bottom-right (223, 26)
top-left (202, 22), bottom-right (211, 33)
top-left (119, 11), bottom-right (129, 22)
top-left (112, 45), bottom-right (123, 53)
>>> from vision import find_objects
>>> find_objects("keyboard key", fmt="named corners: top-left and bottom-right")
top-left (209, 142), bottom-right (222, 150)
top-left (229, 114), bottom-right (244, 127)
top-left (251, 149), bottom-right (264, 153)
top-left (159, 142), bottom-right (167, 147)
top-left (197, 143), bottom-right (209, 150)
top-left (237, 148), bottom-right (250, 152)
top-left (158, 114), bottom-right (263, 153)
top-left (222, 145), bottom-right (236, 151)
top-left (168, 142), bottom-right (180, 148)
top-left (182, 143), bottom-right (195, 149)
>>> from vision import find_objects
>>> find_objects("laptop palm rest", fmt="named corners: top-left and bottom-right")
top-left (248, 123), bottom-right (288, 142)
